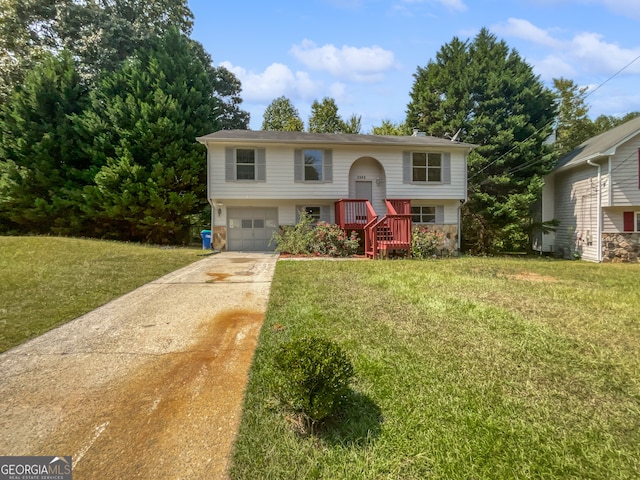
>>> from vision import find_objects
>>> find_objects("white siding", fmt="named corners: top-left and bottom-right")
top-left (411, 199), bottom-right (460, 224)
top-left (610, 138), bottom-right (640, 206)
top-left (603, 207), bottom-right (633, 233)
top-left (552, 165), bottom-right (600, 261)
top-left (207, 144), bottom-right (467, 202)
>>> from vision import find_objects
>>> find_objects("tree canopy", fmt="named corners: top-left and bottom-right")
top-left (407, 28), bottom-right (556, 253)
top-left (262, 96), bottom-right (304, 131)
top-left (0, 2), bottom-right (249, 242)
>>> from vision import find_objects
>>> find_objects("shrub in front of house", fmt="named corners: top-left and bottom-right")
top-left (271, 211), bottom-right (360, 257)
top-left (311, 222), bottom-right (359, 257)
top-left (411, 226), bottom-right (445, 259)
top-left (273, 336), bottom-right (354, 422)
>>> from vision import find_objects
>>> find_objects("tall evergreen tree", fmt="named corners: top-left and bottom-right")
top-left (79, 29), bottom-right (247, 243)
top-left (0, 51), bottom-right (90, 233)
top-left (407, 28), bottom-right (556, 253)
top-left (262, 96), bottom-right (304, 131)
top-left (552, 78), bottom-right (594, 155)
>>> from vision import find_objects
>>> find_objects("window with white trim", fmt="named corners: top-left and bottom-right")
top-left (225, 147), bottom-right (266, 181)
top-left (411, 206), bottom-right (436, 223)
top-left (294, 149), bottom-right (333, 182)
top-left (236, 149), bottom-right (255, 180)
top-left (412, 152), bottom-right (442, 182)
top-left (304, 150), bottom-right (323, 181)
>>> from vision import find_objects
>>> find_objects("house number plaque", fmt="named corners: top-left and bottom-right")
top-left (356, 175), bottom-right (367, 179)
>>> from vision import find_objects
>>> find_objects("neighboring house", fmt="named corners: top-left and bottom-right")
top-left (539, 116), bottom-right (640, 262)
top-left (196, 130), bottom-right (475, 256)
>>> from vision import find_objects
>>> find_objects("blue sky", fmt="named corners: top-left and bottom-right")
top-left (188, 0), bottom-right (640, 133)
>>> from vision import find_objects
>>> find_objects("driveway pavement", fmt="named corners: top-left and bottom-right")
top-left (0, 251), bottom-right (278, 479)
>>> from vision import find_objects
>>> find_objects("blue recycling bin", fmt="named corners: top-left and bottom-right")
top-left (201, 229), bottom-right (212, 249)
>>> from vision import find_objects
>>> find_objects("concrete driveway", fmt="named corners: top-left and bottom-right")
top-left (0, 251), bottom-right (278, 479)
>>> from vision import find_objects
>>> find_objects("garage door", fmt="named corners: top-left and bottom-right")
top-left (227, 207), bottom-right (278, 251)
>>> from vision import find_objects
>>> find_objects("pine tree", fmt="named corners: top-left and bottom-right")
top-left (406, 28), bottom-right (556, 253)
top-left (79, 29), bottom-right (245, 243)
top-left (0, 51), bottom-right (90, 234)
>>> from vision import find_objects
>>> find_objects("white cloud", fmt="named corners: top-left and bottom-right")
top-left (593, 0), bottom-right (640, 20)
top-left (569, 32), bottom-right (640, 75)
top-left (492, 18), bottom-right (640, 80)
top-left (402, 0), bottom-right (467, 12)
top-left (219, 62), bottom-right (322, 102)
top-left (492, 18), bottom-right (562, 49)
top-left (533, 55), bottom-right (576, 80)
top-left (289, 39), bottom-right (398, 82)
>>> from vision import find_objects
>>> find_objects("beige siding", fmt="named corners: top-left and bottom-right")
top-left (411, 199), bottom-right (460, 224)
top-left (610, 139), bottom-right (640, 206)
top-left (207, 144), bottom-right (467, 202)
top-left (552, 165), bottom-right (600, 261)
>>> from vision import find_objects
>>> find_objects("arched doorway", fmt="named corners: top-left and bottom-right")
top-left (348, 157), bottom-right (386, 216)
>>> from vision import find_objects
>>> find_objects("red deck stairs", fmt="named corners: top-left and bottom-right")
top-left (335, 199), bottom-right (412, 259)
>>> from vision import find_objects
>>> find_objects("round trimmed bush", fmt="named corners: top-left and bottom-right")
top-left (274, 336), bottom-right (354, 422)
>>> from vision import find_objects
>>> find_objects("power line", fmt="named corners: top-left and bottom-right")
top-left (468, 53), bottom-right (640, 183)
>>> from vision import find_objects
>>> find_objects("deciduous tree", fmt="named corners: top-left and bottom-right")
top-left (262, 96), bottom-right (304, 131)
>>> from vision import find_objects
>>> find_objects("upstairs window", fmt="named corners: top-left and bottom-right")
top-left (225, 147), bottom-right (266, 181)
top-left (295, 149), bottom-right (333, 182)
top-left (236, 149), bottom-right (255, 180)
top-left (304, 150), bottom-right (323, 181)
top-left (412, 152), bottom-right (442, 182)
top-left (403, 151), bottom-right (451, 184)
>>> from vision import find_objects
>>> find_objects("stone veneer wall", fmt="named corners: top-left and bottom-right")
top-left (602, 233), bottom-right (640, 263)
top-left (417, 224), bottom-right (459, 254)
top-left (212, 226), bottom-right (227, 251)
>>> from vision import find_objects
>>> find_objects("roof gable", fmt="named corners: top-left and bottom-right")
top-left (555, 115), bottom-right (640, 171)
top-left (196, 129), bottom-right (476, 150)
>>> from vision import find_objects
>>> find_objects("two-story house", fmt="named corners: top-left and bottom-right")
top-left (539, 115), bottom-right (640, 262)
top-left (196, 130), bottom-right (475, 256)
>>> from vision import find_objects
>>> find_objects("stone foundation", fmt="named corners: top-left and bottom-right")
top-left (602, 233), bottom-right (640, 263)
top-left (416, 224), bottom-right (459, 254)
top-left (212, 226), bottom-right (227, 251)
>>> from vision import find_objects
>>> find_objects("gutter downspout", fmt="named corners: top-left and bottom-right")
top-left (586, 159), bottom-right (602, 262)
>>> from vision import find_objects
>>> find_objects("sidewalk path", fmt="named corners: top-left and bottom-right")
top-left (0, 252), bottom-right (278, 479)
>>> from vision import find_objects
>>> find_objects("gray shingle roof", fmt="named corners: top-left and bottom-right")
top-left (555, 115), bottom-right (640, 171)
top-left (196, 129), bottom-right (476, 149)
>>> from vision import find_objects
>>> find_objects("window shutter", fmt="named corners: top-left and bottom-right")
top-left (436, 205), bottom-right (444, 224)
top-left (324, 149), bottom-right (333, 182)
top-left (320, 205), bottom-right (330, 222)
top-left (294, 149), bottom-right (303, 182)
top-left (225, 148), bottom-right (235, 181)
top-left (623, 211), bottom-right (635, 232)
top-left (256, 148), bottom-right (266, 181)
top-left (442, 153), bottom-right (451, 183)
top-left (403, 151), bottom-right (411, 183)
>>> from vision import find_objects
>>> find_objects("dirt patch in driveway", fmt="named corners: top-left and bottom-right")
top-left (32, 309), bottom-right (263, 479)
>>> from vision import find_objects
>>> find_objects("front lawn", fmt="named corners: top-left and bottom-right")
top-left (231, 257), bottom-right (640, 479)
top-left (0, 236), bottom-right (202, 353)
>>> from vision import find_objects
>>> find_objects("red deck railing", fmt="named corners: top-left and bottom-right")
top-left (336, 199), bottom-right (412, 258)
top-left (335, 199), bottom-right (376, 231)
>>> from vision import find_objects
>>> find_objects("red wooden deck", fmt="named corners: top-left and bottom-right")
top-left (335, 199), bottom-right (412, 259)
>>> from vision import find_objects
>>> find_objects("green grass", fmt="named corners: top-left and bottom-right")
top-left (231, 257), bottom-right (640, 479)
top-left (0, 236), bottom-right (202, 353)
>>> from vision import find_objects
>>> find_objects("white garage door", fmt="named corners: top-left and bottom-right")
top-left (227, 207), bottom-right (278, 251)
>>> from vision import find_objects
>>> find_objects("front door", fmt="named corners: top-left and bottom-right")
top-left (355, 181), bottom-right (373, 203)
